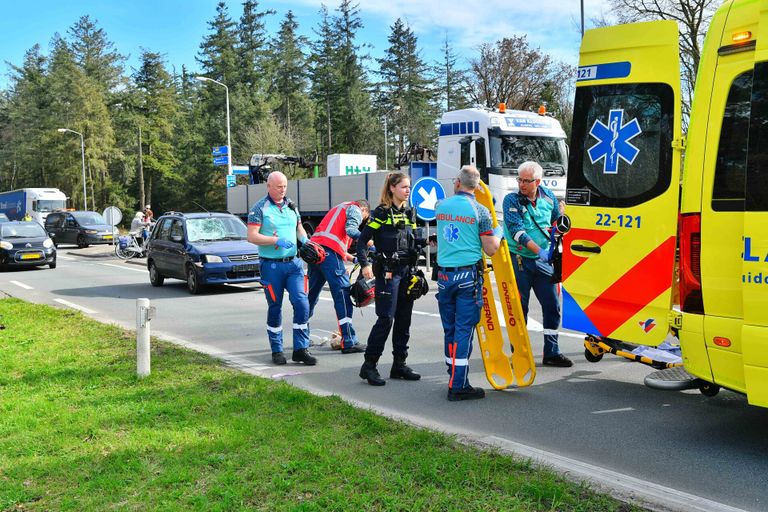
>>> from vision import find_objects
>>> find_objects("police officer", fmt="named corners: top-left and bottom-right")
top-left (356, 172), bottom-right (421, 386)
top-left (247, 171), bottom-right (316, 366)
top-left (307, 199), bottom-right (370, 353)
top-left (503, 161), bottom-right (572, 367)
top-left (435, 165), bottom-right (502, 401)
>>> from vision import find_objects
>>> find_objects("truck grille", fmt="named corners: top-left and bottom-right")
top-left (229, 254), bottom-right (259, 262)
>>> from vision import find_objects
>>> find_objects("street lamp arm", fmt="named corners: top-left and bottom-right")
top-left (195, 75), bottom-right (228, 91)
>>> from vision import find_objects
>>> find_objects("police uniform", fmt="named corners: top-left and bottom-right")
top-left (307, 202), bottom-right (365, 351)
top-left (435, 192), bottom-right (493, 393)
top-left (357, 204), bottom-right (420, 383)
top-left (502, 186), bottom-right (563, 360)
top-left (248, 195), bottom-right (310, 355)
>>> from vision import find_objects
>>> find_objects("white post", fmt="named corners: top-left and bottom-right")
top-left (136, 298), bottom-right (152, 377)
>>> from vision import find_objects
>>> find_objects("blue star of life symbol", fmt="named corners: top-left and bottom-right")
top-left (444, 223), bottom-right (459, 243)
top-left (588, 109), bottom-right (642, 174)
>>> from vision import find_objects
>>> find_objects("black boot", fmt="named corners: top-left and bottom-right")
top-left (390, 354), bottom-right (420, 381)
top-left (359, 356), bottom-right (385, 386)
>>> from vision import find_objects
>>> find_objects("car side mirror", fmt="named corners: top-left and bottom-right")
top-left (171, 234), bottom-right (183, 243)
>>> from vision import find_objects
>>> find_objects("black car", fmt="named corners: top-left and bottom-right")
top-left (146, 212), bottom-right (260, 294)
top-left (0, 221), bottom-right (56, 270)
top-left (45, 211), bottom-right (115, 248)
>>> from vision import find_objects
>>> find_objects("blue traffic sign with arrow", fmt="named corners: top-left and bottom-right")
top-left (212, 145), bottom-right (229, 156)
top-left (410, 176), bottom-right (446, 221)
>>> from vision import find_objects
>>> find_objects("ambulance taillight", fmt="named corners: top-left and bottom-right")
top-left (679, 213), bottom-right (704, 314)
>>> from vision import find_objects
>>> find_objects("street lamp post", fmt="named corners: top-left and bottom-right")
top-left (383, 105), bottom-right (401, 171)
top-left (57, 128), bottom-right (88, 210)
top-left (195, 76), bottom-right (232, 175)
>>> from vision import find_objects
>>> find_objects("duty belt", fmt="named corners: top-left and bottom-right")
top-left (260, 256), bottom-right (296, 262)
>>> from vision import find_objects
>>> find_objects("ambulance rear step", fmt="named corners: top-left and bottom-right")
top-left (644, 367), bottom-right (721, 397)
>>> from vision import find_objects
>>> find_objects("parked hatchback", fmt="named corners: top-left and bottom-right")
top-left (0, 221), bottom-right (56, 270)
top-left (45, 211), bottom-right (115, 248)
top-left (145, 212), bottom-right (260, 294)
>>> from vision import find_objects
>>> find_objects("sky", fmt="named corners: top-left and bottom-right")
top-left (0, 0), bottom-right (611, 88)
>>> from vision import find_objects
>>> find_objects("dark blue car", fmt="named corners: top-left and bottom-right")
top-left (0, 221), bottom-right (57, 270)
top-left (145, 212), bottom-right (260, 294)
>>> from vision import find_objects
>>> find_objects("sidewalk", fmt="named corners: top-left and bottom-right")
top-left (62, 243), bottom-right (118, 259)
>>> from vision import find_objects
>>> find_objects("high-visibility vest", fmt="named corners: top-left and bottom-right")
top-left (311, 202), bottom-right (358, 258)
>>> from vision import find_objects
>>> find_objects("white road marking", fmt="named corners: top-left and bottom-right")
top-left (9, 280), bottom-right (33, 290)
top-left (53, 298), bottom-right (97, 315)
top-left (412, 310), bottom-right (441, 318)
top-left (591, 407), bottom-right (635, 415)
top-left (97, 262), bottom-right (148, 273)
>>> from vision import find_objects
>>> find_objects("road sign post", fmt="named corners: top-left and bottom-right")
top-left (410, 177), bottom-right (446, 273)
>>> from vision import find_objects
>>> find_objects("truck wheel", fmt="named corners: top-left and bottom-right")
top-left (77, 235), bottom-right (89, 248)
top-left (302, 220), bottom-right (316, 236)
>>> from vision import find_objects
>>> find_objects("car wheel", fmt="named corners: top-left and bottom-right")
top-left (49, 258), bottom-right (57, 269)
top-left (186, 265), bottom-right (204, 294)
top-left (148, 261), bottom-right (164, 287)
top-left (77, 234), bottom-right (89, 248)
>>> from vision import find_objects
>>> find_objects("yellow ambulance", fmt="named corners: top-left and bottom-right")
top-left (562, 0), bottom-right (768, 407)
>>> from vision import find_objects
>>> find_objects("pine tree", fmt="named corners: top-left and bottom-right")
top-left (309, 5), bottom-right (340, 158)
top-left (438, 36), bottom-right (470, 112)
top-left (377, 19), bottom-right (437, 160)
top-left (68, 15), bottom-right (125, 94)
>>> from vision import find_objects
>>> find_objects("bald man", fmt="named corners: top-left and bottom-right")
top-left (248, 171), bottom-right (315, 366)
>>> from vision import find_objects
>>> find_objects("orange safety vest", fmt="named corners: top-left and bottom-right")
top-left (311, 202), bottom-right (359, 258)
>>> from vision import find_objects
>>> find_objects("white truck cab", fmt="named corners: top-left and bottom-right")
top-left (436, 106), bottom-right (568, 211)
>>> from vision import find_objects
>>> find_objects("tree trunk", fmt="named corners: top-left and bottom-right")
top-left (137, 127), bottom-right (145, 209)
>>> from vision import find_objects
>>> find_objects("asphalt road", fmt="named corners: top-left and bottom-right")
top-left (2, 247), bottom-right (766, 512)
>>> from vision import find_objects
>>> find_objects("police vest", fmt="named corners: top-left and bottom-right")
top-left (311, 202), bottom-right (358, 258)
top-left (436, 193), bottom-right (484, 267)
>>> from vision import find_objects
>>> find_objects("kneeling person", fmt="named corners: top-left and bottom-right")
top-left (306, 200), bottom-right (370, 353)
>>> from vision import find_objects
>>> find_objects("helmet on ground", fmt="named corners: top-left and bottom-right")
top-left (350, 275), bottom-right (376, 308)
top-left (405, 269), bottom-right (429, 300)
top-left (299, 240), bottom-right (327, 265)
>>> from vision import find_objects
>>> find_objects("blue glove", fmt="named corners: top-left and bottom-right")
top-left (492, 226), bottom-right (504, 239)
top-left (369, 245), bottom-right (376, 253)
top-left (299, 236), bottom-right (309, 245)
top-left (538, 250), bottom-right (551, 263)
top-left (275, 237), bottom-right (295, 249)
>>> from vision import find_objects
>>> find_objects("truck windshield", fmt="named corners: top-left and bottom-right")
top-left (489, 135), bottom-right (567, 176)
top-left (35, 200), bottom-right (67, 212)
top-left (187, 216), bottom-right (247, 242)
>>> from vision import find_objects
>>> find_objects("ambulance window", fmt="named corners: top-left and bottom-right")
top-left (746, 62), bottom-right (768, 211)
top-left (712, 70), bottom-right (752, 212)
top-left (567, 83), bottom-right (674, 207)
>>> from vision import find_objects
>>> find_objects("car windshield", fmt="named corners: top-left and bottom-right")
top-left (72, 212), bottom-right (107, 225)
top-left (1, 223), bottom-right (46, 238)
top-left (489, 135), bottom-right (568, 176)
top-left (186, 216), bottom-right (247, 242)
top-left (35, 200), bottom-right (67, 212)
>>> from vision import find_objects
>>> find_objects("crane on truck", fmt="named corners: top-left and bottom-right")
top-left (562, 1), bottom-right (768, 408)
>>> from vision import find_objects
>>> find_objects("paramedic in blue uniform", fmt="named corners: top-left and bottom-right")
top-left (356, 172), bottom-right (421, 386)
top-left (247, 171), bottom-right (316, 366)
top-left (435, 165), bottom-right (502, 401)
top-left (503, 161), bottom-right (572, 367)
top-left (307, 199), bottom-right (370, 353)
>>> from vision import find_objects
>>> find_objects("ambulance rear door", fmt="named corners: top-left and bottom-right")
top-left (741, 2), bottom-right (768, 406)
top-left (562, 20), bottom-right (682, 346)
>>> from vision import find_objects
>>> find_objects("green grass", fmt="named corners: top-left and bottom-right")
top-left (0, 298), bottom-right (640, 511)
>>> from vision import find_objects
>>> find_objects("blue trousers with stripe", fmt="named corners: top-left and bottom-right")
top-left (307, 249), bottom-right (359, 348)
top-left (437, 267), bottom-right (483, 390)
top-left (259, 258), bottom-right (310, 353)
top-left (513, 255), bottom-right (561, 357)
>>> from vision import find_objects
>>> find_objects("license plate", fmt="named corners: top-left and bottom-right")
top-left (20, 253), bottom-right (42, 260)
top-left (233, 263), bottom-right (259, 273)
top-left (103, 235), bottom-right (113, 240)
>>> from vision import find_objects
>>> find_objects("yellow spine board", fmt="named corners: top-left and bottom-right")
top-left (474, 182), bottom-right (536, 388)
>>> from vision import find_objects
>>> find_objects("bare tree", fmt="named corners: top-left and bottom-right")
top-left (466, 36), bottom-right (573, 121)
top-left (607, 0), bottom-right (719, 120)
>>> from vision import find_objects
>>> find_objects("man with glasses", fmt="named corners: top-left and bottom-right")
top-left (503, 161), bottom-right (572, 367)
